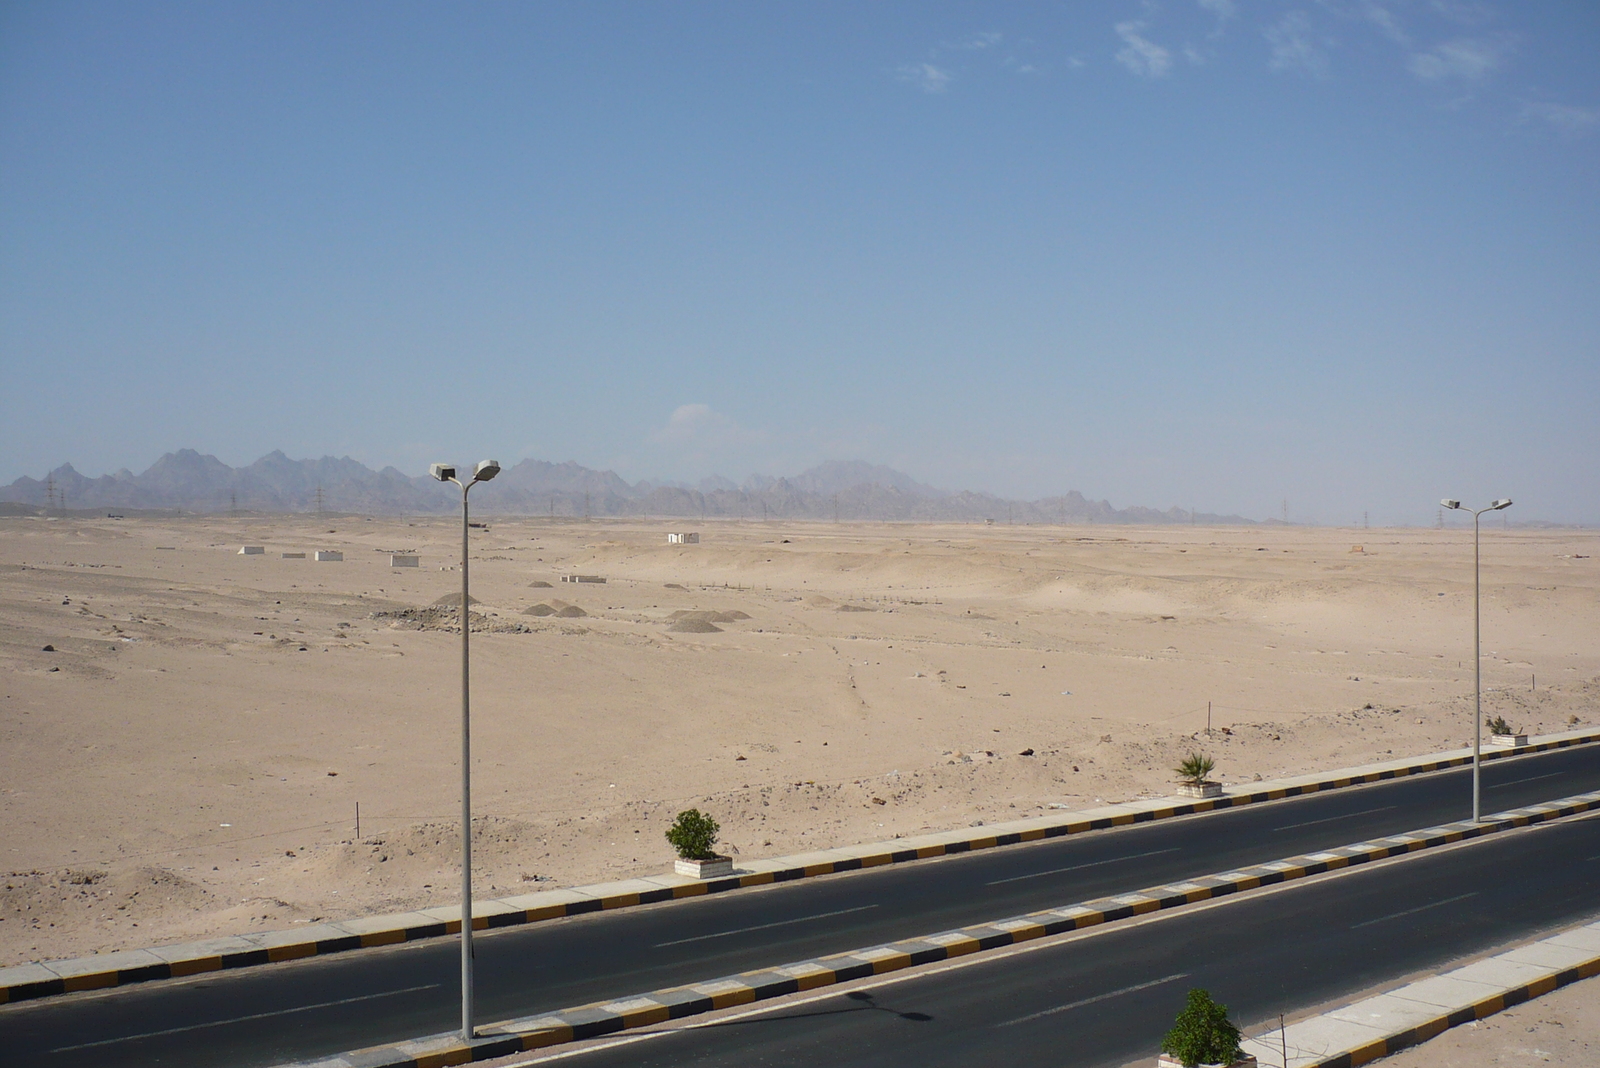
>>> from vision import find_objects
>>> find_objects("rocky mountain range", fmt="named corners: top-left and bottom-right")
top-left (0, 450), bottom-right (1254, 524)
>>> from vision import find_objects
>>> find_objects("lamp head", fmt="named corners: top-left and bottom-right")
top-left (430, 463), bottom-right (457, 482)
top-left (1491, 498), bottom-right (1512, 510)
top-left (1441, 499), bottom-right (1461, 510)
top-left (472, 460), bottom-right (501, 482)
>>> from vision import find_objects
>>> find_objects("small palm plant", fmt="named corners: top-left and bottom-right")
top-left (1175, 752), bottom-right (1217, 787)
top-left (1161, 987), bottom-right (1243, 1068)
top-left (1486, 715), bottom-right (1514, 736)
top-left (665, 808), bottom-right (721, 861)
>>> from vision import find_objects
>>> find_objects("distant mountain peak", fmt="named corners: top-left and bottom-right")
top-left (0, 449), bottom-right (1255, 524)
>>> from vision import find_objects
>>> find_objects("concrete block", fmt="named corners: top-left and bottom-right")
top-left (1327, 992), bottom-right (1447, 1031)
top-left (43, 948), bottom-right (166, 978)
top-left (1500, 942), bottom-right (1597, 972)
top-left (1276, 1014), bottom-right (1391, 1067)
top-left (495, 888), bottom-right (600, 912)
top-left (390, 555), bottom-right (419, 567)
top-left (326, 912), bottom-right (441, 937)
top-left (1546, 927), bottom-right (1600, 953)
top-left (1385, 974), bottom-right (1503, 1011)
top-left (0, 962), bottom-right (68, 990)
top-left (1446, 957), bottom-right (1553, 989)
top-left (314, 550), bottom-right (343, 562)
top-left (238, 546), bottom-right (264, 555)
top-left (142, 935), bottom-right (263, 963)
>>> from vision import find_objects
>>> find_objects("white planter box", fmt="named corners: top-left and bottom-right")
top-left (674, 856), bottom-right (734, 879)
top-left (1158, 1055), bottom-right (1255, 1068)
top-left (1177, 782), bottom-right (1223, 799)
top-left (1490, 733), bottom-right (1528, 747)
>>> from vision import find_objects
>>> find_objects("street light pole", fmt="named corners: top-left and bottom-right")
top-left (432, 460), bottom-right (500, 1041)
top-left (1441, 497), bottom-right (1511, 823)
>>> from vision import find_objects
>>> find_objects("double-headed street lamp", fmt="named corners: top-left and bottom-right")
top-left (431, 459), bottom-right (500, 1041)
top-left (1441, 497), bottom-right (1512, 823)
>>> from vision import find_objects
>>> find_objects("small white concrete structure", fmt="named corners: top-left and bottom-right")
top-left (390, 555), bottom-right (419, 568)
top-left (667, 532), bottom-right (700, 545)
top-left (561, 574), bottom-right (606, 583)
top-left (281, 552), bottom-right (306, 559)
top-left (314, 550), bottom-right (343, 562)
top-left (238, 546), bottom-right (265, 555)
top-left (674, 856), bottom-right (734, 879)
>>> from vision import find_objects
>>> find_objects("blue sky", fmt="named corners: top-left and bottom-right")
top-left (2, 2), bottom-right (1596, 524)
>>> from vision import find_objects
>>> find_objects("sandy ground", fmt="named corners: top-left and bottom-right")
top-left (1370, 971), bottom-right (1600, 1067)
top-left (1, 515), bottom-right (1596, 968)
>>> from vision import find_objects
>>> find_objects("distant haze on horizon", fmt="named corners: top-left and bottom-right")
top-left (2, 3), bottom-right (1596, 526)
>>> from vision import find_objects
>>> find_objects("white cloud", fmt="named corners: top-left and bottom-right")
top-left (1521, 101), bottom-right (1600, 136)
top-left (1115, 21), bottom-right (1173, 78)
top-left (1265, 11), bottom-right (1329, 78)
top-left (1428, 1), bottom-right (1494, 27)
top-left (1407, 37), bottom-right (1502, 81)
top-left (1356, 1), bottom-right (1410, 46)
top-left (958, 32), bottom-right (1003, 50)
top-left (651, 404), bottom-right (739, 447)
top-left (1198, 0), bottom-right (1236, 40)
top-left (896, 62), bottom-right (952, 93)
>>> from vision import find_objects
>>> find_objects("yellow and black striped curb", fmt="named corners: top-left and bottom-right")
top-left (4, 729), bottom-right (1596, 1007)
top-left (1241, 919), bottom-right (1600, 1067)
top-left (284, 788), bottom-right (1600, 1068)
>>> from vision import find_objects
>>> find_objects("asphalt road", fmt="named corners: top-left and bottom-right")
top-left (537, 809), bottom-right (1600, 1068)
top-left (4, 744), bottom-right (1598, 1067)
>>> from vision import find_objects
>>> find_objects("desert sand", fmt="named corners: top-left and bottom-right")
top-left (2, 515), bottom-right (1597, 968)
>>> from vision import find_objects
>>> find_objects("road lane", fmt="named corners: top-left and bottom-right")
top-left (541, 813), bottom-right (1600, 1068)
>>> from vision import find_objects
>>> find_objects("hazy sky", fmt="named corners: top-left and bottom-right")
top-left (2, 2), bottom-right (1596, 524)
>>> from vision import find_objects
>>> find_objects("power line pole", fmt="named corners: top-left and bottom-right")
top-left (1363, 511), bottom-right (1369, 529)
top-left (584, 491), bottom-right (591, 520)
top-left (1282, 499), bottom-right (1288, 524)
top-left (315, 484), bottom-right (325, 514)
top-left (833, 493), bottom-right (839, 524)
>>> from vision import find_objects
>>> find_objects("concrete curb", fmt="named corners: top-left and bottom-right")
top-left (280, 788), bottom-right (1600, 1068)
top-left (4, 726), bottom-right (1596, 1006)
top-left (1240, 917), bottom-right (1600, 1067)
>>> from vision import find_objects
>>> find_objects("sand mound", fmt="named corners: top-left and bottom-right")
top-left (669, 618), bottom-right (722, 633)
top-left (837, 604), bottom-right (874, 613)
top-left (529, 580), bottom-right (554, 588)
top-left (670, 609), bottom-right (752, 623)
top-left (555, 606), bottom-right (587, 618)
top-left (664, 583), bottom-right (687, 590)
top-left (430, 593), bottom-right (481, 607)
top-left (523, 604), bottom-right (555, 616)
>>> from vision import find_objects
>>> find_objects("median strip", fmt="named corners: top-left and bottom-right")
top-left (280, 787), bottom-right (1600, 1068)
top-left (6, 726), bottom-right (1594, 1007)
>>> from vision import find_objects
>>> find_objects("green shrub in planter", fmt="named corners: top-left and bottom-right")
top-left (1161, 987), bottom-right (1242, 1068)
top-left (665, 808), bottom-right (721, 861)
top-left (1174, 753), bottom-right (1217, 786)
top-left (1486, 715), bottom-right (1514, 736)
